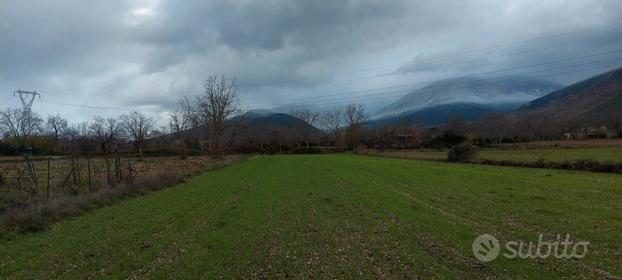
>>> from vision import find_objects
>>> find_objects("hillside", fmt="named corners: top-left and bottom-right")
top-left (513, 67), bottom-right (622, 122)
top-left (149, 112), bottom-right (323, 148)
top-left (237, 112), bottom-right (324, 142)
top-left (369, 102), bottom-right (519, 126)
top-left (377, 76), bottom-right (560, 118)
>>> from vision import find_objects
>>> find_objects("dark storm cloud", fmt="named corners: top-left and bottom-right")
top-left (1, 0), bottom-right (622, 122)
top-left (0, 1), bottom-right (132, 79)
top-left (129, 0), bottom-right (441, 83)
top-left (394, 23), bottom-right (622, 85)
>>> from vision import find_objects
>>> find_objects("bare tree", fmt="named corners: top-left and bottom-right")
top-left (475, 112), bottom-right (509, 144)
top-left (89, 117), bottom-right (121, 185)
top-left (66, 121), bottom-right (93, 155)
top-left (169, 108), bottom-right (189, 139)
top-left (344, 104), bottom-right (367, 148)
top-left (446, 115), bottom-right (469, 136)
top-left (290, 109), bottom-right (319, 148)
top-left (70, 121), bottom-right (89, 138)
top-left (320, 106), bottom-right (343, 142)
top-left (0, 108), bottom-right (43, 147)
top-left (170, 99), bottom-right (195, 159)
top-left (196, 74), bottom-right (240, 155)
top-left (89, 116), bottom-right (121, 155)
top-left (120, 111), bottom-right (154, 160)
top-left (179, 96), bottom-right (200, 129)
top-left (46, 114), bottom-right (68, 142)
top-left (270, 125), bottom-right (284, 153)
top-left (150, 127), bottom-right (166, 138)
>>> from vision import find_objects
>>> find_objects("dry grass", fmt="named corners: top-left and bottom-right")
top-left (2, 172), bottom-right (181, 234)
top-left (0, 155), bottom-right (218, 199)
top-left (0, 155), bottom-right (242, 235)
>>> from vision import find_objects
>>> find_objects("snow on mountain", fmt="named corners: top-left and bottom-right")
top-left (376, 76), bottom-right (561, 118)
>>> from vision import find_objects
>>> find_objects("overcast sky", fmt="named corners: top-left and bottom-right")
top-left (1, 0), bottom-right (622, 124)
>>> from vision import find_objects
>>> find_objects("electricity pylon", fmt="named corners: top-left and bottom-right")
top-left (14, 89), bottom-right (40, 111)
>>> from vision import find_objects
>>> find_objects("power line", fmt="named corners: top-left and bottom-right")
top-left (25, 37), bottom-right (622, 114)
top-left (37, 101), bottom-right (136, 111)
top-left (243, 59), bottom-right (622, 109)
top-left (273, 62), bottom-right (622, 109)
top-left (36, 58), bottom-right (622, 113)
top-left (242, 21), bottom-right (622, 87)
top-left (291, 38), bottom-right (622, 88)
top-left (244, 50), bottom-right (622, 107)
top-left (251, 61), bottom-right (622, 108)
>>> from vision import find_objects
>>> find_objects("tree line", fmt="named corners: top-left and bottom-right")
top-left (3, 74), bottom-right (621, 157)
top-left (0, 106), bottom-right (156, 158)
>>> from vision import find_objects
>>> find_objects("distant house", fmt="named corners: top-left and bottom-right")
top-left (563, 126), bottom-right (608, 140)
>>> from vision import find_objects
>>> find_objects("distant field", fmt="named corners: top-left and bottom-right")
top-left (1, 155), bottom-right (620, 278)
top-left (480, 147), bottom-right (622, 162)
top-left (375, 147), bottom-right (622, 163)
top-left (374, 149), bottom-right (448, 160)
top-left (493, 138), bottom-right (622, 149)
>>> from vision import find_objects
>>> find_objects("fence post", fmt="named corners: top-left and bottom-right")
top-left (47, 157), bottom-right (51, 199)
top-left (24, 155), bottom-right (38, 196)
top-left (76, 155), bottom-right (81, 185)
top-left (114, 151), bottom-right (123, 182)
top-left (71, 155), bottom-right (77, 185)
top-left (61, 168), bottom-right (74, 189)
top-left (0, 168), bottom-right (6, 186)
top-left (87, 157), bottom-right (92, 191)
top-left (104, 155), bottom-right (112, 187)
top-left (16, 165), bottom-right (23, 189)
top-left (114, 152), bottom-right (119, 182)
top-left (127, 159), bottom-right (132, 181)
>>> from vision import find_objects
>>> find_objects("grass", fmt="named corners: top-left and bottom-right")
top-left (479, 147), bottom-right (622, 163)
top-left (375, 147), bottom-right (622, 163)
top-left (0, 155), bottom-right (621, 278)
top-left (493, 139), bottom-right (622, 149)
top-left (370, 149), bottom-right (448, 161)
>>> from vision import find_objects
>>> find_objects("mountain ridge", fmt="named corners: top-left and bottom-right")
top-left (511, 67), bottom-right (622, 122)
top-left (376, 76), bottom-right (561, 118)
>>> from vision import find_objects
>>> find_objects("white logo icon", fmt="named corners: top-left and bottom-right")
top-left (472, 234), bottom-right (500, 262)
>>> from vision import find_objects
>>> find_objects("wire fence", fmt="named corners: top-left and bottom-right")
top-left (0, 155), bottom-right (215, 210)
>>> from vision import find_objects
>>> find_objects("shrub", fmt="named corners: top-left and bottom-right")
top-left (290, 146), bottom-right (325, 154)
top-left (478, 158), bottom-right (622, 174)
top-left (132, 173), bottom-right (181, 191)
top-left (177, 140), bottom-right (188, 160)
top-left (2, 205), bottom-right (45, 232)
top-left (447, 143), bottom-right (478, 162)
top-left (425, 132), bottom-right (465, 149)
top-left (1, 172), bottom-right (181, 234)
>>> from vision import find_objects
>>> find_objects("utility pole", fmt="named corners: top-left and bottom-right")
top-left (13, 89), bottom-right (41, 156)
top-left (14, 89), bottom-right (41, 111)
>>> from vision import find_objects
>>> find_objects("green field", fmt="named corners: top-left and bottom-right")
top-left (1, 155), bottom-right (621, 278)
top-left (377, 147), bottom-right (622, 163)
top-left (479, 147), bottom-right (622, 162)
